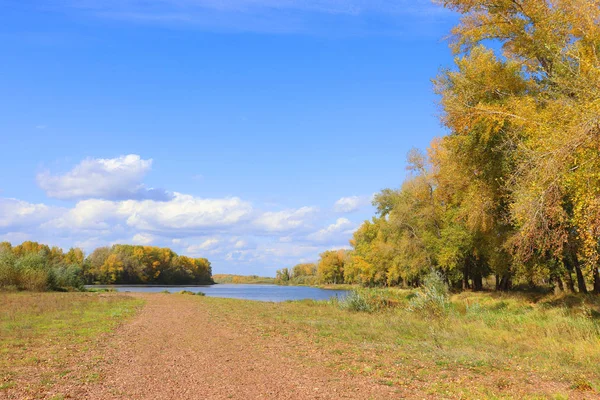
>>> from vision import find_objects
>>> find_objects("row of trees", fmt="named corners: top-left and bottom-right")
top-left (275, 262), bottom-right (319, 285)
top-left (280, 0), bottom-right (600, 294)
top-left (85, 244), bottom-right (212, 285)
top-left (0, 241), bottom-right (213, 291)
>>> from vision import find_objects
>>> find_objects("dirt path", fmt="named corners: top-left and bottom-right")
top-left (83, 294), bottom-right (398, 400)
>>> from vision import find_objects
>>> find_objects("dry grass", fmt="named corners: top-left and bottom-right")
top-left (197, 291), bottom-right (600, 399)
top-left (0, 292), bottom-right (142, 399)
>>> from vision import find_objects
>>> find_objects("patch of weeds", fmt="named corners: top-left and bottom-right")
top-left (571, 376), bottom-right (593, 391)
top-left (0, 381), bottom-right (15, 390)
top-left (337, 288), bottom-right (401, 313)
top-left (408, 270), bottom-right (450, 318)
top-left (196, 291), bottom-right (206, 296)
top-left (177, 290), bottom-right (195, 295)
top-left (495, 376), bottom-right (511, 390)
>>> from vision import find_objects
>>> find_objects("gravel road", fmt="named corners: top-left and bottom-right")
top-left (84, 294), bottom-right (398, 400)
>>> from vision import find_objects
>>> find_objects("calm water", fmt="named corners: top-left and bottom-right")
top-left (88, 284), bottom-right (349, 302)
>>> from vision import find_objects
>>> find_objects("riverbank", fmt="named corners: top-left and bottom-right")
top-left (1, 291), bottom-right (599, 399)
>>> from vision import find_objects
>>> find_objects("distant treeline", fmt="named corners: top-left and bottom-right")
top-left (275, 263), bottom-right (318, 286)
top-left (0, 241), bottom-right (213, 291)
top-left (213, 274), bottom-right (275, 284)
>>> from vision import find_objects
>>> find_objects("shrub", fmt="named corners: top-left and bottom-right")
top-left (338, 290), bottom-right (373, 312)
top-left (178, 290), bottom-right (195, 295)
top-left (196, 291), bottom-right (206, 296)
top-left (50, 264), bottom-right (84, 291)
top-left (408, 269), bottom-right (450, 317)
top-left (0, 250), bottom-right (17, 289)
top-left (337, 288), bottom-right (402, 313)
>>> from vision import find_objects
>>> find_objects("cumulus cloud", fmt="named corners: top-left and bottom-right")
top-left (46, 193), bottom-right (253, 234)
top-left (333, 196), bottom-right (370, 213)
top-left (253, 206), bottom-right (318, 232)
top-left (307, 217), bottom-right (354, 242)
top-left (123, 194), bottom-right (253, 232)
top-left (0, 198), bottom-right (62, 231)
top-left (132, 233), bottom-right (155, 245)
top-left (187, 238), bottom-right (220, 254)
top-left (37, 154), bottom-right (171, 201)
top-left (234, 239), bottom-right (248, 249)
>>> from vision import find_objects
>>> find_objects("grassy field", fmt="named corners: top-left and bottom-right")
top-left (198, 290), bottom-right (600, 399)
top-left (1, 289), bottom-right (599, 399)
top-left (0, 292), bottom-right (142, 399)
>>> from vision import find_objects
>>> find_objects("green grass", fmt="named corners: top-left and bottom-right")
top-left (0, 292), bottom-right (142, 398)
top-left (196, 290), bottom-right (600, 399)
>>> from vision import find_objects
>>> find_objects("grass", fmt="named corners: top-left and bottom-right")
top-left (2, 288), bottom-right (599, 399)
top-left (0, 292), bottom-right (142, 399)
top-left (195, 290), bottom-right (600, 399)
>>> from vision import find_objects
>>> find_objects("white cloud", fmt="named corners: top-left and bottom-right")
top-left (0, 232), bottom-right (31, 244)
top-left (46, 193), bottom-right (253, 234)
top-left (187, 238), bottom-right (220, 253)
top-left (234, 239), bottom-right (248, 249)
top-left (253, 206), bottom-right (318, 232)
top-left (123, 194), bottom-right (253, 232)
top-left (132, 233), bottom-right (155, 245)
top-left (37, 154), bottom-right (171, 201)
top-left (0, 198), bottom-right (62, 230)
top-left (333, 195), bottom-right (370, 213)
top-left (307, 217), bottom-right (354, 242)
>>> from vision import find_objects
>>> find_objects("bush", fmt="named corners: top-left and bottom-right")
top-left (0, 250), bottom-right (84, 292)
top-left (196, 291), bottom-right (206, 296)
top-left (338, 290), bottom-right (373, 312)
top-left (50, 264), bottom-right (84, 291)
top-left (408, 269), bottom-right (450, 317)
top-left (337, 288), bottom-right (403, 313)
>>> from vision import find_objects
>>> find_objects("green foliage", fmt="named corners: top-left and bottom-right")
top-left (317, 250), bottom-right (347, 284)
top-left (274, 263), bottom-right (318, 285)
top-left (84, 244), bottom-right (213, 285)
top-left (0, 243), bottom-right (84, 291)
top-left (340, 0), bottom-right (600, 295)
top-left (0, 241), bottom-right (214, 291)
top-left (336, 288), bottom-right (405, 313)
top-left (337, 290), bottom-right (373, 312)
top-left (408, 270), bottom-right (450, 318)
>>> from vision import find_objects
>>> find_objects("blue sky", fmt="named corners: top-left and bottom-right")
top-left (0, 0), bottom-right (457, 275)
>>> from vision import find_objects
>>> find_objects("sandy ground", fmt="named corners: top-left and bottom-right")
top-left (80, 294), bottom-right (399, 400)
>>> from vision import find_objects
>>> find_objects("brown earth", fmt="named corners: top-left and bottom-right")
top-left (79, 294), bottom-right (400, 400)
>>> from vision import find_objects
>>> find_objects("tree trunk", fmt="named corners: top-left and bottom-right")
top-left (463, 261), bottom-right (470, 290)
top-left (472, 273), bottom-right (483, 291)
top-left (593, 266), bottom-right (600, 295)
top-left (574, 263), bottom-right (588, 294)
top-left (555, 276), bottom-right (565, 292)
top-left (497, 274), bottom-right (512, 291)
top-left (565, 269), bottom-right (575, 293)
